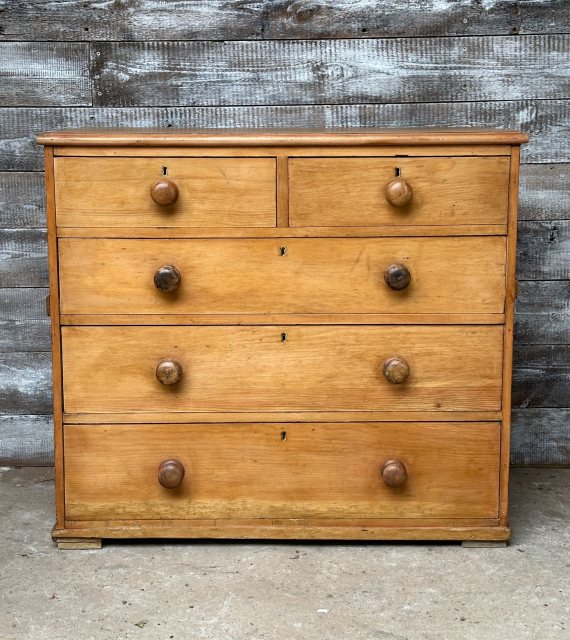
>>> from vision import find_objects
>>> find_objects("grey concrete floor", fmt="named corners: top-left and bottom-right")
top-left (0, 467), bottom-right (568, 640)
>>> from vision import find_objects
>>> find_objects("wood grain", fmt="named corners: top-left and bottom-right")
top-left (515, 281), bottom-right (570, 344)
top-left (90, 37), bottom-right (570, 107)
top-left (519, 164), bottom-right (570, 221)
top-left (0, 172), bottom-right (45, 228)
top-left (0, 43), bottom-right (90, 107)
top-left (0, 352), bottom-right (52, 414)
top-left (54, 156), bottom-right (277, 227)
top-left (0, 229), bottom-right (47, 287)
top-left (64, 422), bottom-right (500, 520)
top-left (517, 220), bottom-right (570, 280)
top-left (0, 288), bottom-right (50, 352)
top-left (289, 156), bottom-right (509, 227)
top-left (511, 409), bottom-right (570, 465)
top-left (513, 345), bottom-right (570, 408)
top-left (2, 1), bottom-right (569, 40)
top-left (58, 237), bottom-right (507, 316)
top-left (61, 325), bottom-right (504, 414)
top-left (0, 414), bottom-right (53, 466)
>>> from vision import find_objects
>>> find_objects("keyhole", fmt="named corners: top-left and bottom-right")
top-left (162, 166), bottom-right (168, 176)
top-left (279, 246), bottom-right (287, 256)
top-left (281, 431), bottom-right (287, 441)
top-left (395, 167), bottom-right (401, 177)
top-left (281, 332), bottom-right (288, 342)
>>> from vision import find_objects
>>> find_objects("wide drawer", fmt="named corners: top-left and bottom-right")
top-left (61, 325), bottom-right (503, 413)
top-left (58, 237), bottom-right (506, 316)
top-left (64, 422), bottom-right (500, 520)
top-left (54, 157), bottom-right (277, 228)
top-left (289, 156), bottom-right (509, 227)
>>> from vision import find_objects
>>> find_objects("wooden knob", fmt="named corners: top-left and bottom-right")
top-left (158, 459), bottom-right (185, 489)
top-left (150, 179), bottom-right (179, 206)
top-left (154, 265), bottom-right (182, 293)
top-left (156, 360), bottom-right (183, 385)
top-left (382, 356), bottom-right (410, 384)
top-left (381, 459), bottom-right (408, 488)
top-left (386, 179), bottom-right (413, 207)
top-left (384, 263), bottom-right (411, 290)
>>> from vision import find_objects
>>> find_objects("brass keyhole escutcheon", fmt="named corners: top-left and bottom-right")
top-left (279, 246), bottom-right (287, 256)
top-left (281, 332), bottom-right (288, 342)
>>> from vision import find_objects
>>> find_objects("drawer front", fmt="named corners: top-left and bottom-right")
top-left (54, 157), bottom-right (277, 228)
top-left (61, 325), bottom-right (503, 413)
top-left (64, 422), bottom-right (500, 520)
top-left (59, 237), bottom-right (506, 316)
top-left (289, 156), bottom-right (509, 227)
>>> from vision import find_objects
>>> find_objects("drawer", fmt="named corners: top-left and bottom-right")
top-left (289, 156), bottom-right (510, 227)
top-left (59, 237), bottom-right (506, 316)
top-left (61, 325), bottom-right (503, 413)
top-left (64, 422), bottom-right (500, 520)
top-left (54, 157), bottom-right (277, 228)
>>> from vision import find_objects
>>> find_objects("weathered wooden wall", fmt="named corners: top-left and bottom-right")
top-left (0, 1), bottom-right (568, 466)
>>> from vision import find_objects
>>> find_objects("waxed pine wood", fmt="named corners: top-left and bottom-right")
top-left (58, 236), bottom-right (507, 316)
top-left (64, 422), bottom-right (500, 521)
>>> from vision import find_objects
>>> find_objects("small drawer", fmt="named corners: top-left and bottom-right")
top-left (64, 422), bottom-right (500, 520)
top-left (289, 156), bottom-right (509, 227)
top-left (61, 325), bottom-right (503, 414)
top-left (54, 157), bottom-right (276, 228)
top-left (58, 236), bottom-right (506, 316)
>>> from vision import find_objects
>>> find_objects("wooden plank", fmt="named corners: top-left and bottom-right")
top-left (1, 1), bottom-right (568, 40)
top-left (3, 102), bottom-right (566, 170)
top-left (91, 37), bottom-right (570, 107)
top-left (0, 288), bottom-right (50, 352)
top-left (0, 352), bottom-right (52, 414)
top-left (61, 325), bottom-right (504, 413)
top-left (511, 409), bottom-right (570, 465)
top-left (64, 422), bottom-right (500, 520)
top-left (0, 229), bottom-right (47, 287)
top-left (0, 172), bottom-right (45, 228)
top-left (0, 43), bottom-right (90, 107)
top-left (517, 220), bottom-right (570, 280)
top-left (58, 237), bottom-right (507, 315)
top-left (515, 281), bottom-right (570, 344)
top-left (519, 164), bottom-right (570, 221)
top-left (0, 414), bottom-right (53, 466)
top-left (512, 345), bottom-right (570, 408)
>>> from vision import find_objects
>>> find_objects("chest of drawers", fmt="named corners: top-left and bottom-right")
top-left (37, 128), bottom-right (527, 549)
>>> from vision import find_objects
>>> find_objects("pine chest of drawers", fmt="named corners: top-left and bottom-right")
top-left (37, 128), bottom-right (527, 548)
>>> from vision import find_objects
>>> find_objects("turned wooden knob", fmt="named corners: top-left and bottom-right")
top-left (381, 459), bottom-right (408, 488)
top-left (150, 179), bottom-right (179, 206)
top-left (154, 265), bottom-right (182, 293)
top-left (158, 459), bottom-right (185, 489)
top-left (382, 356), bottom-right (410, 384)
top-left (386, 179), bottom-right (413, 207)
top-left (156, 360), bottom-right (183, 385)
top-left (384, 263), bottom-right (411, 290)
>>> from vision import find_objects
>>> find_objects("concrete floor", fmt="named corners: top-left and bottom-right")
top-left (0, 468), bottom-right (568, 640)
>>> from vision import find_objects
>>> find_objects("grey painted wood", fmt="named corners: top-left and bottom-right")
top-left (519, 164), bottom-right (570, 221)
top-left (1, 1), bottom-right (568, 41)
top-left (91, 36), bottom-right (570, 107)
top-left (0, 415), bottom-right (53, 466)
top-left (0, 172), bottom-right (45, 228)
top-left (1, 101), bottom-right (567, 171)
top-left (0, 229), bottom-right (47, 287)
top-left (517, 220), bottom-right (570, 280)
top-left (0, 43), bottom-right (90, 107)
top-left (0, 288), bottom-right (50, 353)
top-left (511, 409), bottom-right (570, 466)
top-left (515, 282), bottom-right (570, 345)
top-left (513, 345), bottom-right (570, 408)
top-left (0, 352), bottom-right (52, 415)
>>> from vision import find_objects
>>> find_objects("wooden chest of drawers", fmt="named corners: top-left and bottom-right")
top-left (37, 128), bottom-right (527, 548)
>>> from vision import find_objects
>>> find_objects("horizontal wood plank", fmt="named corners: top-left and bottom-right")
top-left (0, 43), bottom-right (90, 107)
top-left (0, 414), bottom-right (53, 465)
top-left (0, 352), bottom-right (52, 414)
top-left (515, 281), bottom-right (570, 344)
top-left (519, 164), bottom-right (570, 221)
top-left (1, 1), bottom-right (569, 41)
top-left (517, 220), bottom-right (570, 280)
top-left (513, 345), bottom-right (570, 408)
top-left (511, 409), bottom-right (570, 465)
top-left (0, 288), bottom-right (50, 352)
top-left (91, 36), bottom-right (570, 107)
top-left (0, 172), bottom-right (45, 228)
top-left (3, 101), bottom-right (566, 171)
top-left (0, 229), bottom-right (47, 287)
